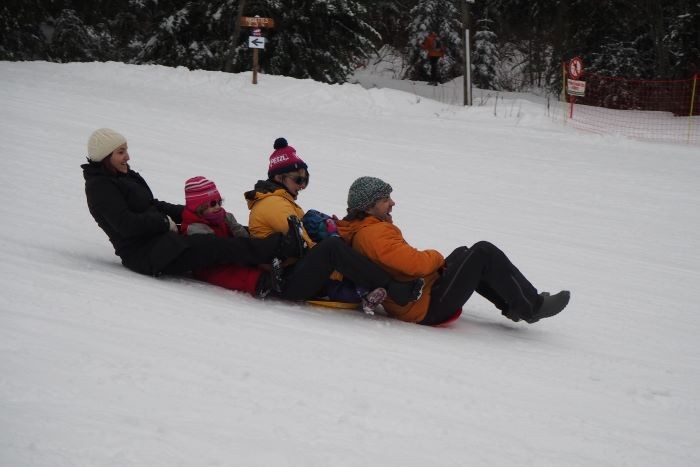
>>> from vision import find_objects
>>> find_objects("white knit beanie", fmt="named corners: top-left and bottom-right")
top-left (87, 128), bottom-right (127, 162)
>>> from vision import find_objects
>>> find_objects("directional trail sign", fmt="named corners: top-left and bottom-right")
top-left (249, 36), bottom-right (265, 49)
top-left (241, 16), bottom-right (275, 28)
top-left (240, 16), bottom-right (273, 85)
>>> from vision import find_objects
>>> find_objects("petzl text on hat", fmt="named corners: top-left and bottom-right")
top-left (267, 137), bottom-right (308, 178)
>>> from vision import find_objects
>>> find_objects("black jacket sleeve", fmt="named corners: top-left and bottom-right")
top-left (87, 177), bottom-right (170, 238)
top-left (154, 199), bottom-right (184, 224)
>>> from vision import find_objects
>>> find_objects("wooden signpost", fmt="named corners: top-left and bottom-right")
top-left (240, 16), bottom-right (275, 28)
top-left (240, 16), bottom-right (275, 84)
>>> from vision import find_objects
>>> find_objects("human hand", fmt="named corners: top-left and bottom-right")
top-left (166, 215), bottom-right (178, 233)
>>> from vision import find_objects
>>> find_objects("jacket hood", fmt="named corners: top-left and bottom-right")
top-left (81, 161), bottom-right (106, 180)
top-left (244, 179), bottom-right (295, 210)
top-left (336, 216), bottom-right (384, 245)
top-left (82, 160), bottom-right (130, 181)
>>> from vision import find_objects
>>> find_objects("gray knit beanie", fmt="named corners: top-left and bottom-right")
top-left (347, 176), bottom-right (393, 211)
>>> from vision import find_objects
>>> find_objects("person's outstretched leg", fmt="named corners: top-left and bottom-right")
top-left (422, 241), bottom-right (541, 325)
top-left (433, 246), bottom-right (509, 313)
top-left (278, 237), bottom-right (422, 304)
top-left (162, 233), bottom-right (285, 274)
top-left (161, 219), bottom-right (305, 276)
top-left (421, 246), bottom-right (483, 325)
top-left (468, 241), bottom-right (570, 323)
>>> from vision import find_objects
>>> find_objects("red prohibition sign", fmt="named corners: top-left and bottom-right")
top-left (569, 57), bottom-right (583, 79)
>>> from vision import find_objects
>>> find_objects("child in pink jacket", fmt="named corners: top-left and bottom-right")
top-left (180, 176), bottom-right (281, 297)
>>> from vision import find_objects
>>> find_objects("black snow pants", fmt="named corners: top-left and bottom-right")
top-left (278, 236), bottom-right (393, 302)
top-left (420, 241), bottom-right (539, 326)
top-left (158, 232), bottom-right (284, 275)
top-left (429, 56), bottom-right (439, 83)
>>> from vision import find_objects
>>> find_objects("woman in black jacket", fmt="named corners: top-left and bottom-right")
top-left (82, 128), bottom-right (302, 277)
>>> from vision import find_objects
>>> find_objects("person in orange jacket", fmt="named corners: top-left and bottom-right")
top-left (336, 176), bottom-right (571, 326)
top-left (421, 31), bottom-right (445, 85)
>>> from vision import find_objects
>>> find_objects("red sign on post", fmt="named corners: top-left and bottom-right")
top-left (240, 16), bottom-right (275, 28)
top-left (567, 57), bottom-right (585, 119)
top-left (568, 57), bottom-right (584, 79)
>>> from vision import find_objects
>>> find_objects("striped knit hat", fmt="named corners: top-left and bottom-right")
top-left (347, 176), bottom-right (393, 212)
top-left (184, 176), bottom-right (221, 211)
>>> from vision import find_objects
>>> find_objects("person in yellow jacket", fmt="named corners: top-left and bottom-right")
top-left (245, 138), bottom-right (315, 251)
top-left (244, 138), bottom-right (423, 309)
top-left (336, 176), bottom-right (571, 325)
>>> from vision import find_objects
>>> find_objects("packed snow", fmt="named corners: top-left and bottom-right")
top-left (1, 60), bottom-right (699, 466)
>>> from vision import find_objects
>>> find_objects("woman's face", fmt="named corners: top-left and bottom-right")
top-left (108, 144), bottom-right (130, 174)
top-left (277, 169), bottom-right (308, 199)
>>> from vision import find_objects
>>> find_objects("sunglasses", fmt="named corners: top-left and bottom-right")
top-left (288, 175), bottom-right (309, 185)
top-left (209, 199), bottom-right (223, 207)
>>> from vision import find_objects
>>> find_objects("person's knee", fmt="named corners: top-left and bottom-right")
top-left (471, 240), bottom-right (496, 253)
top-left (445, 246), bottom-right (469, 266)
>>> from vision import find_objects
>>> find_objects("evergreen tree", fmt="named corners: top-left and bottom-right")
top-left (0, 0), bottom-right (49, 60)
top-left (589, 40), bottom-right (649, 78)
top-left (263, 0), bottom-right (380, 84)
top-left (545, 0), bottom-right (610, 92)
top-left (472, 16), bottom-right (499, 90)
top-left (662, 1), bottom-right (700, 79)
top-left (134, 1), bottom-right (218, 69)
top-left (50, 9), bottom-right (106, 62)
top-left (1, 0), bottom-right (696, 89)
top-left (107, 0), bottom-right (156, 63)
top-left (358, 0), bottom-right (416, 50)
top-left (205, 0), bottom-right (244, 71)
top-left (404, 0), bottom-right (462, 82)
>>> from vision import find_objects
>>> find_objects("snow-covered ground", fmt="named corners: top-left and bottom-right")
top-left (1, 60), bottom-right (699, 467)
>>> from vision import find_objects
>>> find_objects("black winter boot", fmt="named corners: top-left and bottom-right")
top-left (276, 216), bottom-right (306, 259)
top-left (255, 272), bottom-right (272, 298)
top-left (526, 291), bottom-right (570, 323)
top-left (255, 258), bottom-right (286, 298)
top-left (270, 257), bottom-right (285, 293)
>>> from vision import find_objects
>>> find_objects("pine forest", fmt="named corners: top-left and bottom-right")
top-left (1, 0), bottom-right (698, 92)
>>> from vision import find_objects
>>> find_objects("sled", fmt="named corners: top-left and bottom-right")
top-left (305, 299), bottom-right (361, 310)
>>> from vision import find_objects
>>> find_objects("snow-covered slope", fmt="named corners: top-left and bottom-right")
top-left (1, 61), bottom-right (698, 466)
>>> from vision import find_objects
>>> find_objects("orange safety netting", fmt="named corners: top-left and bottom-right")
top-left (559, 71), bottom-right (699, 144)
